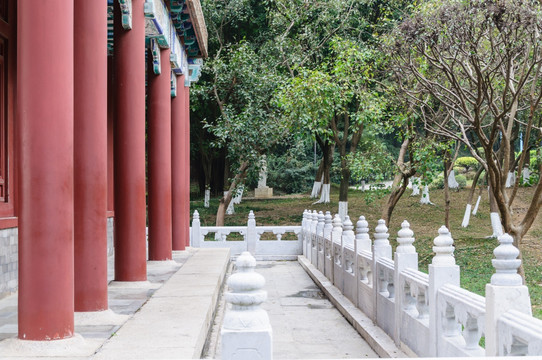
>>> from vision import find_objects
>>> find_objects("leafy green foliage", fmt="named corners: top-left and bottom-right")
top-left (455, 157), bottom-right (480, 173)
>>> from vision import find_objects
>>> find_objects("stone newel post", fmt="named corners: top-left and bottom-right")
top-left (485, 233), bottom-right (532, 356)
top-left (246, 211), bottom-right (257, 255)
top-left (191, 210), bottom-right (201, 247)
top-left (428, 226), bottom-right (460, 357)
top-left (394, 220), bottom-right (418, 344)
top-left (221, 251), bottom-right (272, 360)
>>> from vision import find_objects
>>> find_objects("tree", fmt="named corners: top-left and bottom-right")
top-left (279, 38), bottom-right (388, 217)
top-left (390, 0), bottom-right (542, 278)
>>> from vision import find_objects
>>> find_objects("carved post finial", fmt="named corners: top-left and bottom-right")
top-left (432, 226), bottom-right (455, 266)
top-left (356, 216), bottom-right (369, 240)
top-left (193, 209), bottom-right (200, 219)
top-left (323, 212), bottom-right (333, 239)
top-left (332, 214), bottom-right (342, 230)
top-left (397, 220), bottom-right (416, 254)
top-left (317, 211), bottom-right (325, 236)
top-left (248, 210), bottom-right (255, 221)
top-left (491, 233), bottom-right (522, 286)
top-left (373, 219), bottom-right (390, 248)
top-left (222, 251), bottom-right (272, 359)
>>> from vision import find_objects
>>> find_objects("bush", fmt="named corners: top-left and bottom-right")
top-left (430, 173), bottom-right (467, 189)
top-left (455, 157), bottom-right (479, 173)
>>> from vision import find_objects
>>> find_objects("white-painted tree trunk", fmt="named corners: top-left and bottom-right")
top-left (420, 185), bottom-right (433, 205)
top-left (338, 201), bottom-right (348, 222)
top-left (490, 212), bottom-right (504, 238)
top-left (232, 185), bottom-right (244, 204)
top-left (411, 177), bottom-right (420, 196)
top-left (312, 183), bottom-right (330, 204)
top-left (225, 191), bottom-right (235, 215)
top-left (461, 204), bottom-right (472, 228)
top-left (505, 171), bottom-right (516, 188)
top-left (204, 189), bottom-right (210, 208)
top-left (448, 170), bottom-right (459, 189)
top-left (310, 181), bottom-right (322, 198)
top-left (522, 167), bottom-right (531, 185)
top-left (472, 195), bottom-right (481, 215)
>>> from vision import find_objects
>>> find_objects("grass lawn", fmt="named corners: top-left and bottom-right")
top-left (190, 185), bottom-right (542, 319)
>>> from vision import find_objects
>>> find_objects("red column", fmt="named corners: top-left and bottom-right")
top-left (74, 0), bottom-right (108, 312)
top-left (172, 75), bottom-right (186, 250)
top-left (184, 87), bottom-right (191, 247)
top-left (107, 56), bottom-right (115, 215)
top-left (148, 49), bottom-right (173, 260)
top-left (17, 0), bottom-right (75, 340)
top-left (113, 0), bottom-right (147, 280)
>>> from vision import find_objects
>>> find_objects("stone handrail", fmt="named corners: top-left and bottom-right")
top-left (190, 210), bottom-right (302, 258)
top-left (301, 209), bottom-right (541, 357)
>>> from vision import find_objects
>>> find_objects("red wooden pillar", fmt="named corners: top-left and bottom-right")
top-left (107, 56), bottom-right (115, 215)
top-left (184, 86), bottom-right (191, 247)
top-left (113, 0), bottom-right (147, 280)
top-left (74, 0), bottom-right (108, 312)
top-left (172, 75), bottom-right (186, 251)
top-left (148, 49), bottom-right (173, 260)
top-left (18, 0), bottom-right (75, 340)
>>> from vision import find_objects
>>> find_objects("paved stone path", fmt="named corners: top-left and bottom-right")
top-left (209, 261), bottom-right (379, 359)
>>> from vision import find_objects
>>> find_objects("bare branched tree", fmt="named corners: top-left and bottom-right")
top-left (389, 0), bottom-right (542, 279)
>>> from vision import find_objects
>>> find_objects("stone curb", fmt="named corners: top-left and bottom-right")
top-left (298, 255), bottom-right (407, 359)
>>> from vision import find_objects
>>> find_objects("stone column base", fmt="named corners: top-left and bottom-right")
top-left (255, 187), bottom-right (273, 198)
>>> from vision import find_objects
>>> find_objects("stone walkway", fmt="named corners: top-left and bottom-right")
top-left (208, 261), bottom-right (379, 359)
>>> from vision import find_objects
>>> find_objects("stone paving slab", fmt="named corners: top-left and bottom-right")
top-left (0, 247), bottom-right (230, 359)
top-left (298, 255), bottom-right (406, 359)
top-left (207, 260), bottom-right (380, 359)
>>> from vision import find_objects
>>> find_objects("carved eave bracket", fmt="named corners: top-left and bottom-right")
top-left (119, 0), bottom-right (133, 29)
top-left (144, 0), bottom-right (171, 48)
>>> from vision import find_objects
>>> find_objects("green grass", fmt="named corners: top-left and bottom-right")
top-left (190, 185), bottom-right (542, 318)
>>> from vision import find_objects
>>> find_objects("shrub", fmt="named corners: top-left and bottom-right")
top-left (455, 157), bottom-right (480, 173)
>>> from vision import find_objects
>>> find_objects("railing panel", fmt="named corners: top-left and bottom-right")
top-left (324, 236), bottom-right (333, 281)
top-left (255, 226), bottom-right (302, 256)
top-left (498, 309), bottom-right (542, 356)
top-left (399, 268), bottom-right (430, 356)
top-left (333, 240), bottom-right (343, 292)
top-left (437, 284), bottom-right (485, 357)
top-left (357, 249), bottom-right (373, 318)
top-left (376, 257), bottom-right (395, 338)
top-left (343, 244), bottom-right (356, 304)
top-left (317, 234), bottom-right (325, 274)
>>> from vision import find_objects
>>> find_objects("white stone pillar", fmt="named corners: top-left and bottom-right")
top-left (394, 220), bottom-right (418, 345)
top-left (323, 211), bottom-right (333, 240)
top-left (302, 210), bottom-right (309, 257)
top-left (355, 216), bottom-right (371, 252)
top-left (316, 211), bottom-right (325, 237)
top-left (191, 210), bottom-right (201, 247)
top-left (485, 233), bottom-right (532, 356)
top-left (221, 252), bottom-right (272, 360)
top-left (428, 226), bottom-right (460, 357)
top-left (246, 211), bottom-right (257, 255)
top-left (372, 220), bottom-right (391, 322)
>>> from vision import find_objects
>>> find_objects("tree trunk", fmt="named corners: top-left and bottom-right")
top-left (461, 167), bottom-right (483, 227)
top-left (339, 163), bottom-right (350, 202)
top-left (216, 161), bottom-right (249, 226)
top-left (381, 173), bottom-right (410, 224)
top-left (444, 158), bottom-right (451, 230)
